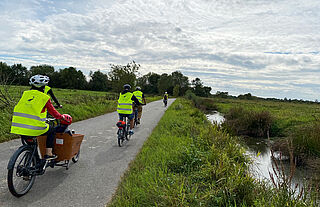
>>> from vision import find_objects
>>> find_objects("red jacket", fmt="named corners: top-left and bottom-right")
top-left (41, 99), bottom-right (63, 119)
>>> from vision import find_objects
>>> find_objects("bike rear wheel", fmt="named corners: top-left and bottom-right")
top-left (8, 147), bottom-right (36, 197)
top-left (118, 129), bottom-right (124, 147)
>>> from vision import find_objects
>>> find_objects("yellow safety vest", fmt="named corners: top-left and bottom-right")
top-left (10, 90), bottom-right (50, 136)
top-left (117, 92), bottom-right (133, 114)
top-left (133, 91), bottom-right (143, 104)
top-left (44, 86), bottom-right (51, 94)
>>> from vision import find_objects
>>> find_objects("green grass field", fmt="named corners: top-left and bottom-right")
top-left (213, 98), bottom-right (320, 136)
top-left (0, 85), bottom-right (161, 142)
top-left (108, 98), bottom-right (317, 206)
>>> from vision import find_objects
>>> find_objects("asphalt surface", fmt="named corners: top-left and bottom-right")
top-left (0, 99), bottom-right (174, 207)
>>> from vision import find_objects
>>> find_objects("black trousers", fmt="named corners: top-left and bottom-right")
top-left (42, 125), bottom-right (56, 148)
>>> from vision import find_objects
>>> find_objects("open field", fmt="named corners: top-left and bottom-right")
top-left (213, 98), bottom-right (320, 136)
top-left (0, 85), bottom-right (161, 142)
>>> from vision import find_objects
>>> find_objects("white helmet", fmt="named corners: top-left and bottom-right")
top-left (29, 75), bottom-right (50, 87)
top-left (165, 92), bottom-right (167, 94)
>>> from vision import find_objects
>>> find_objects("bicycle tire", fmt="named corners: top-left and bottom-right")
top-left (7, 146), bottom-right (36, 197)
top-left (125, 122), bottom-right (131, 141)
top-left (118, 130), bottom-right (124, 147)
top-left (72, 150), bottom-right (80, 163)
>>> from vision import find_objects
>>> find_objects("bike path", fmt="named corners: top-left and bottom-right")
top-left (0, 99), bottom-right (175, 207)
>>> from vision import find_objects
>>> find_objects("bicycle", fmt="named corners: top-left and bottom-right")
top-left (116, 117), bottom-right (131, 147)
top-left (163, 99), bottom-right (168, 107)
top-left (7, 118), bottom-right (83, 197)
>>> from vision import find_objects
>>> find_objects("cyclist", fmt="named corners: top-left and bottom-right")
top-left (133, 86), bottom-right (146, 124)
top-left (117, 84), bottom-right (141, 135)
top-left (10, 75), bottom-right (69, 160)
top-left (44, 82), bottom-right (62, 108)
top-left (163, 92), bottom-right (168, 107)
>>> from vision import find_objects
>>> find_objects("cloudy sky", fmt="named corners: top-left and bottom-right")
top-left (0, 0), bottom-right (320, 100)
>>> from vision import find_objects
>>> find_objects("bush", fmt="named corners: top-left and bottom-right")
top-left (223, 107), bottom-right (273, 138)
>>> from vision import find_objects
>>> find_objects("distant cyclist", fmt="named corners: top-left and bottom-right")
top-left (117, 84), bottom-right (141, 135)
top-left (163, 92), bottom-right (168, 107)
top-left (133, 86), bottom-right (146, 124)
top-left (10, 75), bottom-right (69, 160)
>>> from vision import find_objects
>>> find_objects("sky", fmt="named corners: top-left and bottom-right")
top-left (0, 0), bottom-right (320, 100)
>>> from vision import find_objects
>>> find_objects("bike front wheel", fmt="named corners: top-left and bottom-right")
top-left (7, 146), bottom-right (36, 197)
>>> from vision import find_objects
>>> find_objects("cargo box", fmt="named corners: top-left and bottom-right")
top-left (37, 133), bottom-right (84, 162)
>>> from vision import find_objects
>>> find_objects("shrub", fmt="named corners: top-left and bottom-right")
top-left (223, 107), bottom-right (273, 138)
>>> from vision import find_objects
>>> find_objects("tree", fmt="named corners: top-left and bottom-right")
top-left (10, 64), bottom-right (30, 85)
top-left (88, 70), bottom-right (110, 91)
top-left (57, 67), bottom-right (88, 89)
top-left (171, 71), bottom-right (189, 96)
top-left (137, 72), bottom-right (160, 94)
top-left (157, 73), bottom-right (173, 95)
top-left (30, 65), bottom-right (55, 76)
top-left (108, 61), bottom-right (140, 92)
top-left (173, 85), bottom-right (180, 97)
top-left (191, 78), bottom-right (211, 97)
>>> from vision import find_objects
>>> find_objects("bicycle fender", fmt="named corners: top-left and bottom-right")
top-left (7, 145), bottom-right (32, 170)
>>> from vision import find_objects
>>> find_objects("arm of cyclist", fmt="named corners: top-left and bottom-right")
top-left (47, 89), bottom-right (62, 108)
top-left (142, 93), bottom-right (146, 105)
top-left (43, 99), bottom-right (63, 120)
top-left (131, 95), bottom-right (141, 106)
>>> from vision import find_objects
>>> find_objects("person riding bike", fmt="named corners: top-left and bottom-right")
top-left (10, 75), bottom-right (69, 160)
top-left (163, 92), bottom-right (168, 106)
top-left (117, 84), bottom-right (141, 135)
top-left (44, 81), bottom-right (62, 108)
top-left (132, 86), bottom-right (146, 124)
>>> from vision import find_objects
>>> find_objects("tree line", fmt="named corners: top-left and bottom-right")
top-left (0, 61), bottom-right (212, 97)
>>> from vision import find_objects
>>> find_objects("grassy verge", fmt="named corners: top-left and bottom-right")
top-left (0, 85), bottom-right (161, 142)
top-left (108, 98), bottom-right (317, 206)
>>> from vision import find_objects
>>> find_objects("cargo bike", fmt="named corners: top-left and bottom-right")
top-left (7, 118), bottom-right (84, 197)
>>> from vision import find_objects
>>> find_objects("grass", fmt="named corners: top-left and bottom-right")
top-left (212, 97), bottom-right (320, 166)
top-left (107, 98), bottom-right (318, 206)
top-left (0, 85), bottom-right (162, 142)
top-left (213, 98), bottom-right (320, 137)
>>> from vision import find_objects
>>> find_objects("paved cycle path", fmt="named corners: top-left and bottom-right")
top-left (0, 99), bottom-right (175, 207)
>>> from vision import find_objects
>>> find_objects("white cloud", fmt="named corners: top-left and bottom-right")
top-left (0, 0), bottom-right (319, 100)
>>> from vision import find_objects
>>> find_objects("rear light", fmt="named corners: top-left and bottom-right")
top-left (26, 139), bottom-right (34, 142)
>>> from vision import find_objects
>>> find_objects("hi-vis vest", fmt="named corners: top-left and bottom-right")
top-left (44, 86), bottom-right (51, 95)
top-left (133, 91), bottom-right (143, 104)
top-left (10, 90), bottom-right (50, 136)
top-left (117, 92), bottom-right (133, 114)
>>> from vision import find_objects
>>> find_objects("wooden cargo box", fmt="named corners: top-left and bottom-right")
top-left (37, 133), bottom-right (84, 162)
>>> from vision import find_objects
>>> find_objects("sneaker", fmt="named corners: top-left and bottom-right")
top-left (44, 154), bottom-right (58, 160)
top-left (137, 119), bottom-right (140, 124)
top-left (129, 130), bottom-right (134, 135)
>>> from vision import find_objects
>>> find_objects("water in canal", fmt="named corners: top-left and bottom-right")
top-left (206, 111), bottom-right (308, 190)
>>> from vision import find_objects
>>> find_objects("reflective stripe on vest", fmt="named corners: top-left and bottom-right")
top-left (44, 86), bottom-right (51, 94)
top-left (10, 90), bottom-right (50, 136)
top-left (133, 91), bottom-right (143, 104)
top-left (117, 92), bottom-right (133, 114)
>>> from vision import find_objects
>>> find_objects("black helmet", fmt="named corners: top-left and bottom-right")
top-left (136, 86), bottom-right (141, 91)
top-left (123, 84), bottom-right (131, 90)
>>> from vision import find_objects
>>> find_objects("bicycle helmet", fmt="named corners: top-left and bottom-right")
top-left (61, 114), bottom-right (72, 125)
top-left (165, 92), bottom-right (167, 94)
top-left (116, 120), bottom-right (126, 129)
top-left (123, 84), bottom-right (131, 90)
top-left (29, 75), bottom-right (49, 87)
top-left (136, 86), bottom-right (141, 91)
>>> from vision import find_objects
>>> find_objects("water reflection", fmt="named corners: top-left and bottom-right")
top-left (206, 112), bottom-right (308, 190)
top-left (206, 111), bottom-right (225, 125)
